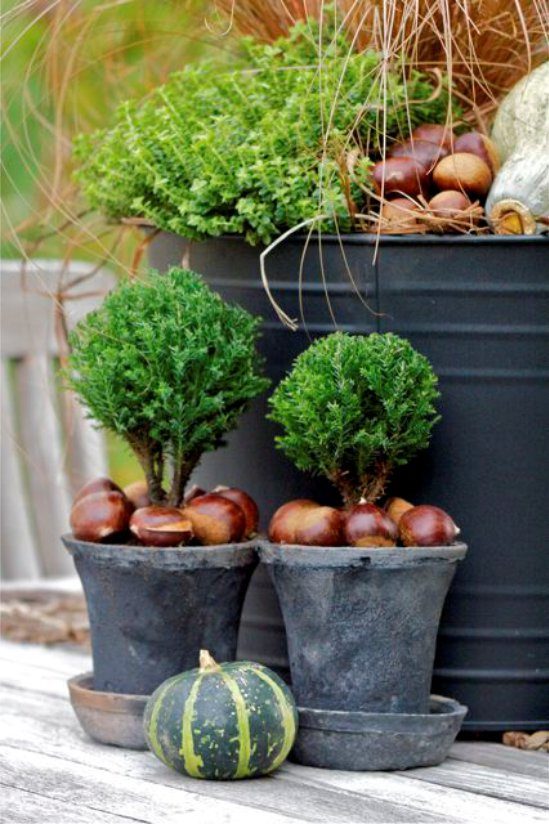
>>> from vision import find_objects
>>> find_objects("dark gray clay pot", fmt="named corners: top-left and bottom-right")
top-left (63, 536), bottom-right (257, 695)
top-left (292, 695), bottom-right (467, 770)
top-left (260, 543), bottom-right (467, 714)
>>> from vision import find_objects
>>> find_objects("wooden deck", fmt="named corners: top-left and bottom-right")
top-left (0, 639), bottom-right (547, 824)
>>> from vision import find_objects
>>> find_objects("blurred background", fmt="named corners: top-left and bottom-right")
top-left (2, 0), bottom-right (234, 486)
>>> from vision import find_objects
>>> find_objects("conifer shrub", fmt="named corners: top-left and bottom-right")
top-left (66, 268), bottom-right (269, 505)
top-left (268, 332), bottom-right (440, 505)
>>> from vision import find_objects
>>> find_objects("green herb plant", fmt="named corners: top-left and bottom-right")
top-left (66, 268), bottom-right (269, 506)
top-left (74, 17), bottom-right (455, 246)
top-left (269, 332), bottom-right (440, 506)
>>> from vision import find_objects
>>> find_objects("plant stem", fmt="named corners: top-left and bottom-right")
top-left (129, 436), bottom-right (166, 504)
top-left (331, 461), bottom-right (392, 507)
top-left (168, 451), bottom-right (201, 507)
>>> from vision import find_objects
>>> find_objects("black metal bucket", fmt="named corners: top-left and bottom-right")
top-left (260, 543), bottom-right (466, 714)
top-left (148, 231), bottom-right (549, 729)
top-left (63, 536), bottom-right (257, 695)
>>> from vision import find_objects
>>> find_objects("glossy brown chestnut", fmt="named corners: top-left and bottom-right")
top-left (384, 497), bottom-right (414, 526)
top-left (123, 480), bottom-right (150, 510)
top-left (433, 153), bottom-right (492, 199)
top-left (184, 484), bottom-right (207, 503)
top-left (372, 157), bottom-right (428, 198)
top-left (344, 502), bottom-right (398, 547)
top-left (268, 499), bottom-right (319, 544)
top-left (428, 189), bottom-right (472, 219)
top-left (213, 486), bottom-right (259, 537)
top-left (73, 477), bottom-right (122, 505)
top-left (70, 491), bottom-right (133, 542)
top-left (380, 197), bottom-right (421, 232)
top-left (399, 505), bottom-right (460, 547)
top-left (411, 123), bottom-right (453, 150)
top-left (129, 506), bottom-right (193, 547)
top-left (390, 139), bottom-right (449, 171)
top-left (182, 493), bottom-right (246, 545)
top-left (295, 505), bottom-right (344, 547)
top-left (453, 131), bottom-right (500, 174)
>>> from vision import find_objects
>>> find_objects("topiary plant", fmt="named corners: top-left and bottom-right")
top-left (66, 268), bottom-right (269, 506)
top-left (268, 332), bottom-right (440, 506)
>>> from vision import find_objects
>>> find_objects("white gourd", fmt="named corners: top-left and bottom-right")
top-left (486, 62), bottom-right (549, 234)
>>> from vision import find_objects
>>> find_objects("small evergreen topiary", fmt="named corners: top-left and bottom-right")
top-left (268, 332), bottom-right (440, 505)
top-left (66, 268), bottom-right (269, 506)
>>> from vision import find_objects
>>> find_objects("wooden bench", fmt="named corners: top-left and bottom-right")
top-left (1, 259), bottom-right (114, 580)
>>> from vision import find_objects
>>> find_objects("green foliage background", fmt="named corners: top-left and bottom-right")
top-left (75, 18), bottom-right (454, 245)
top-left (269, 332), bottom-right (440, 504)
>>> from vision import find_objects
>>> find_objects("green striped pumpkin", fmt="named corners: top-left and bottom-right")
top-left (144, 650), bottom-right (298, 779)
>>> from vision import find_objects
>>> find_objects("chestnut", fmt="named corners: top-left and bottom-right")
top-left (213, 486), bottom-right (259, 537)
top-left (130, 506), bottom-right (193, 547)
top-left (372, 157), bottom-right (428, 198)
top-left (344, 502), bottom-right (398, 547)
top-left (390, 139), bottom-right (449, 171)
top-left (399, 505), bottom-right (460, 547)
top-left (295, 505), bottom-right (343, 547)
top-left (380, 197), bottom-right (421, 233)
top-left (268, 499), bottom-right (318, 544)
top-left (453, 131), bottom-right (500, 174)
top-left (183, 493), bottom-right (246, 545)
top-left (73, 477), bottom-right (122, 505)
top-left (428, 190), bottom-right (472, 219)
top-left (184, 484), bottom-right (207, 503)
top-left (123, 480), bottom-right (150, 510)
top-left (433, 153), bottom-right (492, 199)
top-left (411, 124), bottom-right (453, 151)
top-left (384, 497), bottom-right (414, 526)
top-left (70, 490), bottom-right (133, 542)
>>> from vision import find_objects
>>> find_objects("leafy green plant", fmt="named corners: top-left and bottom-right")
top-left (268, 332), bottom-right (440, 505)
top-left (74, 18), bottom-right (455, 245)
top-left (66, 267), bottom-right (269, 505)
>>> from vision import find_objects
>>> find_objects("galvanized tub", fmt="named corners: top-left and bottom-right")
top-left (149, 231), bottom-right (549, 729)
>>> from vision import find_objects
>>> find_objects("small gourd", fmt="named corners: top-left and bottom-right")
top-left (487, 62), bottom-right (549, 234)
top-left (144, 650), bottom-right (298, 779)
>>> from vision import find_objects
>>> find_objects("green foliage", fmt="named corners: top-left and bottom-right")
top-left (66, 268), bottom-right (269, 504)
top-left (74, 18), bottom-right (456, 245)
top-left (268, 332), bottom-right (440, 504)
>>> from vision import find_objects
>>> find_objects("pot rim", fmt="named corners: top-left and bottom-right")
top-left (62, 533), bottom-right (258, 570)
top-left (297, 694), bottom-right (468, 733)
top-left (259, 541), bottom-right (467, 568)
top-left (68, 672), bottom-right (148, 713)
top-left (131, 219), bottom-right (548, 246)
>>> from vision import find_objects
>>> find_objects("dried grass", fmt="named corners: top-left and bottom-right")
top-left (211, 0), bottom-right (548, 120)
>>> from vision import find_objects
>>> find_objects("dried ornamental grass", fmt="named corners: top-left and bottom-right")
top-left (212, 0), bottom-right (548, 122)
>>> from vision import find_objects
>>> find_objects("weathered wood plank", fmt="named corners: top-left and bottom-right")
top-left (0, 362), bottom-right (40, 580)
top-left (0, 787), bottom-right (140, 824)
top-left (399, 758), bottom-right (549, 810)
top-left (450, 741), bottom-right (549, 779)
top-left (280, 762), bottom-right (549, 822)
top-left (0, 747), bottom-right (299, 824)
top-left (14, 354), bottom-right (74, 576)
top-left (2, 684), bottom-right (545, 824)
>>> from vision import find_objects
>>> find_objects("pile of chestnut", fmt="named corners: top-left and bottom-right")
top-left (372, 123), bottom-right (500, 231)
top-left (69, 477), bottom-right (259, 547)
top-left (268, 497), bottom-right (459, 548)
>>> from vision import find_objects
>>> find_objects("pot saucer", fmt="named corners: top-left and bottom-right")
top-left (68, 672), bottom-right (148, 750)
top-left (292, 695), bottom-right (467, 771)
